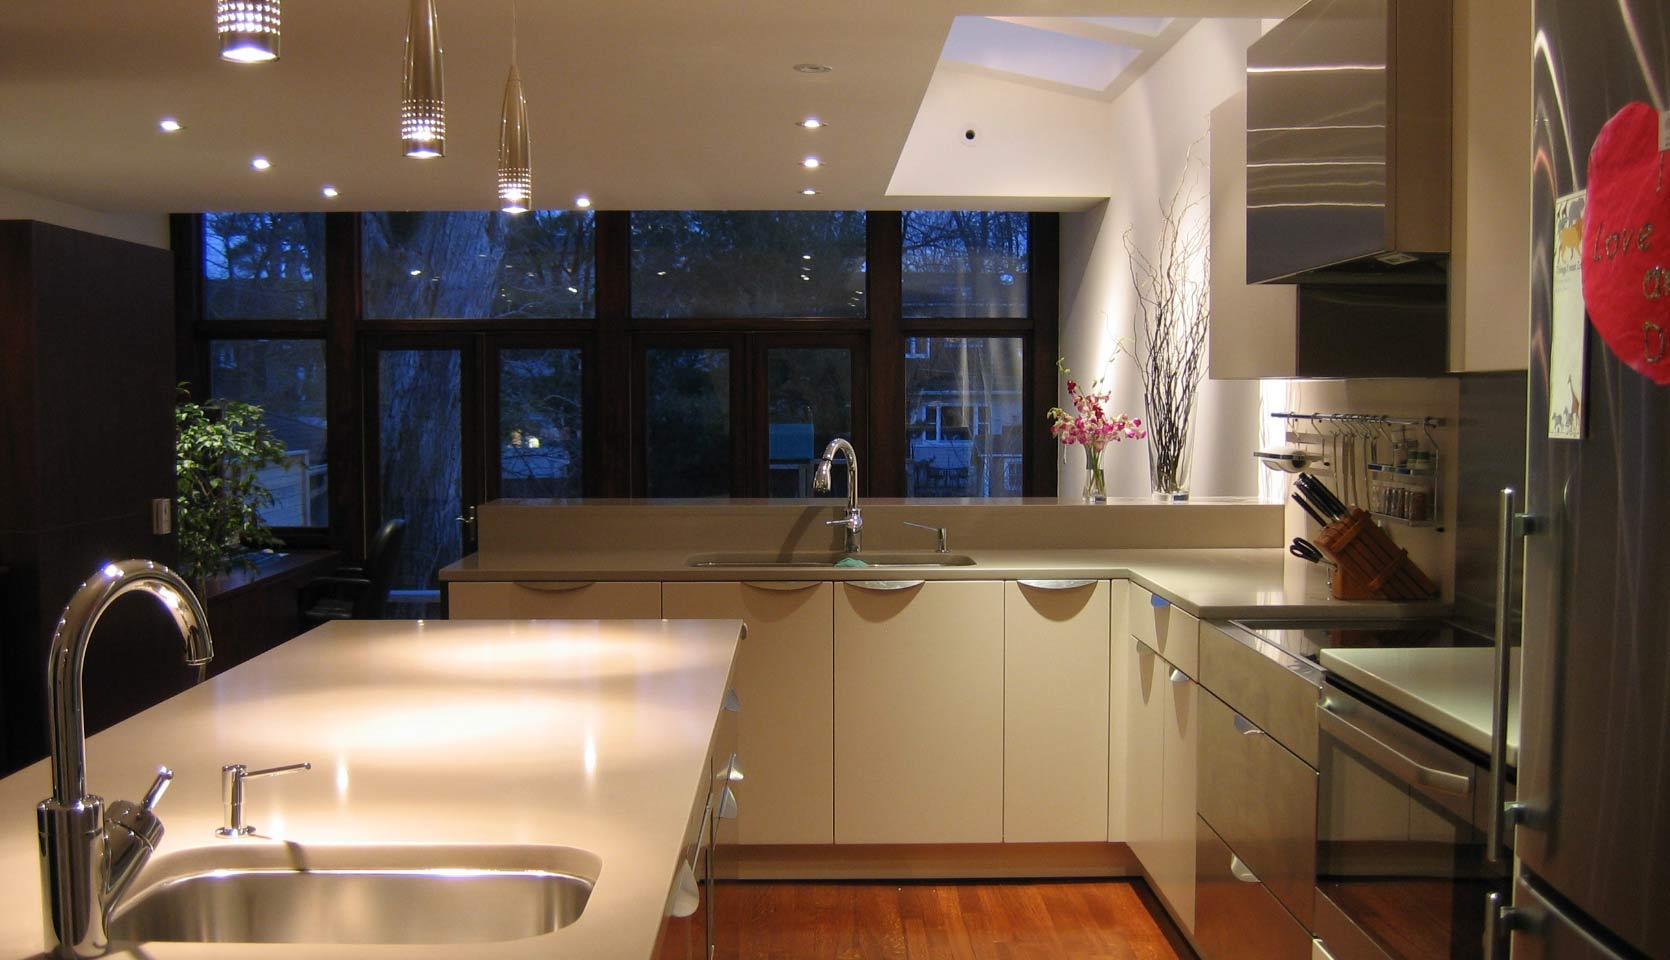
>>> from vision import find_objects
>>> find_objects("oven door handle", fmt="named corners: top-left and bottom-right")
top-left (1318, 700), bottom-right (1473, 796)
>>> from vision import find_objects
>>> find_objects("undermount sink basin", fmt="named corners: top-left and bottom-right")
top-left (106, 843), bottom-right (599, 946)
top-left (686, 551), bottom-right (976, 568)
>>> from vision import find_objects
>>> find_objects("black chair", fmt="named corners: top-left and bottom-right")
top-left (299, 519), bottom-right (406, 627)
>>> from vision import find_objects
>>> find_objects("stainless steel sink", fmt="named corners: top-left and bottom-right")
top-left (686, 551), bottom-right (976, 568)
top-left (106, 843), bottom-right (599, 945)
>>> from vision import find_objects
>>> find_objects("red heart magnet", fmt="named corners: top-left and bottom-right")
top-left (1583, 101), bottom-right (1670, 385)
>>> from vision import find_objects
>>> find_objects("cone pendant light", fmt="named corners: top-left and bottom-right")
top-left (497, 4), bottom-right (531, 212)
top-left (217, 0), bottom-right (282, 63)
top-left (401, 0), bottom-right (446, 158)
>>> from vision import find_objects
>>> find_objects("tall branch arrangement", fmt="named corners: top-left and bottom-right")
top-left (1124, 156), bottom-right (1210, 497)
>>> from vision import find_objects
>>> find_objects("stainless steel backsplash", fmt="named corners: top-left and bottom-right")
top-left (1450, 371), bottom-right (1528, 632)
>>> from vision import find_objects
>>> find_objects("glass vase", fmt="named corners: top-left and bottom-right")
top-left (1146, 408), bottom-right (1196, 502)
top-left (1082, 442), bottom-right (1109, 502)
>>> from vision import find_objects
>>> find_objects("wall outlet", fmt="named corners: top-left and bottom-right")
top-left (151, 498), bottom-right (173, 535)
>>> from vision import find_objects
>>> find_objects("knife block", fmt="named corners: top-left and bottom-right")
top-left (1314, 508), bottom-right (1438, 601)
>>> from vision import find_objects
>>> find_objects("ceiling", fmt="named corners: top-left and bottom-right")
top-left (0, 1), bottom-right (1296, 215)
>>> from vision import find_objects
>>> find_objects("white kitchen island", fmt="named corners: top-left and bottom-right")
top-left (0, 618), bottom-right (742, 960)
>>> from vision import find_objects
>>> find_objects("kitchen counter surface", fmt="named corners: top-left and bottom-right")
top-left (443, 547), bottom-right (1448, 620)
top-left (1320, 646), bottom-right (1520, 764)
top-left (0, 618), bottom-right (743, 960)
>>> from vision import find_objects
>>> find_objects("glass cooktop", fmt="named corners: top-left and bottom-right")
top-left (1228, 619), bottom-right (1493, 664)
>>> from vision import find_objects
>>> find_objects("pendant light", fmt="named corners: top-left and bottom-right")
top-left (497, 3), bottom-right (532, 213)
top-left (401, 0), bottom-right (446, 158)
top-left (217, 1), bottom-right (281, 63)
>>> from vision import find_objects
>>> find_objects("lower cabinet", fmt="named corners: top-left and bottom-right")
top-left (663, 581), bottom-right (834, 845)
top-left (1127, 636), bottom-right (1198, 934)
top-left (1003, 580), bottom-right (1110, 842)
top-left (1127, 639), bottom-right (1166, 868)
top-left (448, 580), bottom-right (662, 619)
top-left (1195, 816), bottom-right (1312, 960)
top-left (834, 580), bottom-right (1004, 844)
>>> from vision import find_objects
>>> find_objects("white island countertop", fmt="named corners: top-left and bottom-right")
top-left (0, 618), bottom-right (742, 960)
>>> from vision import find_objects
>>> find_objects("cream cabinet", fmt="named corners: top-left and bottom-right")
top-left (1158, 665), bottom-right (1199, 933)
top-left (834, 580), bottom-right (1004, 844)
top-left (1003, 580), bottom-right (1110, 842)
top-left (1129, 584), bottom-right (1200, 679)
top-left (448, 580), bottom-right (661, 619)
top-left (1127, 638), bottom-right (1167, 868)
top-left (1107, 579), bottom-right (1131, 842)
top-left (663, 581), bottom-right (834, 845)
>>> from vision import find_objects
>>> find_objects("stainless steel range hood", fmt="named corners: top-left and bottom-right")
top-left (1246, 0), bottom-right (1451, 284)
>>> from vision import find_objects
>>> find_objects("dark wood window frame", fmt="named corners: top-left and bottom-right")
top-left (179, 209), bottom-right (1058, 565)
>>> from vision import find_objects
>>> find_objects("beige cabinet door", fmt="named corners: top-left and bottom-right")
top-left (448, 580), bottom-right (661, 619)
top-left (1127, 638), bottom-right (1166, 871)
top-left (664, 581), bottom-right (835, 845)
top-left (1108, 579), bottom-right (1130, 842)
top-left (834, 580), bottom-right (1004, 844)
top-left (1003, 580), bottom-right (1110, 842)
top-left (1158, 667), bottom-right (1199, 933)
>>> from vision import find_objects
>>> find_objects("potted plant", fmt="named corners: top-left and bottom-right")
top-left (174, 385), bottom-right (289, 589)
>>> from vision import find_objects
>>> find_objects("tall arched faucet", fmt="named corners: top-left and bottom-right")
top-left (813, 437), bottom-right (861, 553)
top-left (37, 560), bottom-right (214, 958)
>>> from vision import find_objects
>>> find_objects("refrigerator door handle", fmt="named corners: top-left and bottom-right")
top-left (1488, 488), bottom-right (1532, 864)
top-left (1497, 879), bottom-right (1634, 960)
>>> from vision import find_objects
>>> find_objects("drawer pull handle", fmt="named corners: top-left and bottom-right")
top-left (1319, 700), bottom-right (1472, 796)
top-left (1232, 713), bottom-right (1264, 736)
top-left (723, 689), bottom-right (741, 713)
top-left (1150, 593), bottom-right (1171, 608)
top-left (1017, 579), bottom-right (1097, 590)
top-left (741, 580), bottom-right (822, 592)
top-left (669, 860), bottom-right (701, 917)
top-left (1169, 667), bottom-right (1189, 684)
top-left (847, 580), bottom-right (925, 592)
top-left (717, 785), bottom-right (739, 820)
top-left (1229, 854), bottom-right (1260, 884)
top-left (513, 581), bottom-right (595, 593)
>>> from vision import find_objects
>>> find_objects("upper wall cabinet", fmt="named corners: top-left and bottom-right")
top-left (1448, 0), bottom-right (1532, 372)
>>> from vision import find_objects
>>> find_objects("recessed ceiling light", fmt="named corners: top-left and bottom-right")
top-left (321, 185), bottom-right (339, 198)
top-left (802, 157), bottom-right (821, 169)
top-left (250, 156), bottom-right (271, 170)
top-left (800, 188), bottom-right (819, 196)
top-left (798, 118), bottom-right (824, 129)
top-left (794, 63), bottom-right (832, 74)
top-left (575, 196), bottom-right (592, 209)
top-left (158, 118), bottom-right (183, 133)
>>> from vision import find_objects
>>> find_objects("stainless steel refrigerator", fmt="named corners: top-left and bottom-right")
top-left (1512, 0), bottom-right (1670, 957)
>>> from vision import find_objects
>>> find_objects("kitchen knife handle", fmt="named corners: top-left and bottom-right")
top-left (1488, 487), bottom-right (1519, 864)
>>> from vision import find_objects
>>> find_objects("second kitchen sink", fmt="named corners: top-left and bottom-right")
top-left (106, 842), bottom-right (600, 945)
top-left (686, 551), bottom-right (976, 568)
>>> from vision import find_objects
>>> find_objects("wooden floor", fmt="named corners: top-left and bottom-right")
top-left (717, 880), bottom-right (1195, 960)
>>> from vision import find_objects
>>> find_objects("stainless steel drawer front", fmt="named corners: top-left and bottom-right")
top-left (1198, 691), bottom-right (1318, 928)
top-left (1200, 621), bottom-right (1323, 767)
top-left (1195, 815), bottom-right (1312, 960)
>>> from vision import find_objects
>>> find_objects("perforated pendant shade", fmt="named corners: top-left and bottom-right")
top-left (401, 0), bottom-right (446, 158)
top-left (498, 64), bottom-right (532, 213)
top-left (217, 0), bottom-right (281, 63)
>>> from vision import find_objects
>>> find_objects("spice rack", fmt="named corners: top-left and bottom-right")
top-left (1270, 412), bottom-right (1444, 530)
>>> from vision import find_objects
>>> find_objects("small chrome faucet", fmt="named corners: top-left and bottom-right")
top-left (903, 521), bottom-right (949, 553)
top-left (37, 560), bottom-right (213, 959)
top-left (813, 437), bottom-right (862, 553)
top-left (217, 762), bottom-right (312, 837)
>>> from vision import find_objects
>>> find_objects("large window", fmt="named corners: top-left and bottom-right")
top-left (902, 210), bottom-right (1029, 318)
top-left (362, 211), bottom-right (595, 319)
top-left (376, 348), bottom-right (462, 617)
top-left (630, 211), bottom-right (867, 319)
top-left (767, 347), bottom-right (853, 499)
top-left (209, 340), bottom-right (329, 526)
top-left (905, 337), bottom-right (1025, 497)
top-left (202, 212), bottom-right (326, 321)
top-left (643, 347), bottom-right (732, 497)
top-left (499, 348), bottom-right (584, 498)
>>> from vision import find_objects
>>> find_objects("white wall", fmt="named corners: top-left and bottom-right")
top-left (1057, 19), bottom-right (1267, 499)
top-left (0, 185), bottom-right (169, 249)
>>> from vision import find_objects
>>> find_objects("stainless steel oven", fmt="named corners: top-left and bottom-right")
top-left (1312, 684), bottom-right (1511, 960)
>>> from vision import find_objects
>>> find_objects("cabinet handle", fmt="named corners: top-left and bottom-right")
top-left (1169, 667), bottom-right (1188, 684)
top-left (741, 580), bottom-right (822, 592)
top-left (1017, 579), bottom-right (1096, 590)
top-left (669, 860), bottom-right (701, 918)
top-left (1313, 939), bottom-right (1340, 960)
top-left (1150, 593), bottom-right (1171, 608)
top-left (1319, 699), bottom-right (1472, 796)
top-left (723, 689), bottom-right (741, 713)
top-left (846, 580), bottom-right (925, 592)
top-left (1493, 882), bottom-right (1632, 960)
top-left (1229, 854), bottom-right (1260, 884)
top-left (1488, 487), bottom-right (1531, 865)
top-left (717, 785), bottom-right (739, 820)
top-left (1232, 712), bottom-right (1264, 736)
top-left (514, 581), bottom-right (595, 593)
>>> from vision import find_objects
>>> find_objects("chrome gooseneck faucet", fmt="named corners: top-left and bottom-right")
top-left (813, 437), bottom-right (862, 552)
top-left (37, 560), bottom-right (213, 959)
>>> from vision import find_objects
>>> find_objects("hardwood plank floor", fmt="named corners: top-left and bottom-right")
top-left (717, 880), bottom-right (1195, 960)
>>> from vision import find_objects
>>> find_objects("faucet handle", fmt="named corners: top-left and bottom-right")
top-left (244, 761), bottom-right (312, 781)
top-left (903, 521), bottom-right (948, 553)
top-left (141, 766), bottom-right (173, 811)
